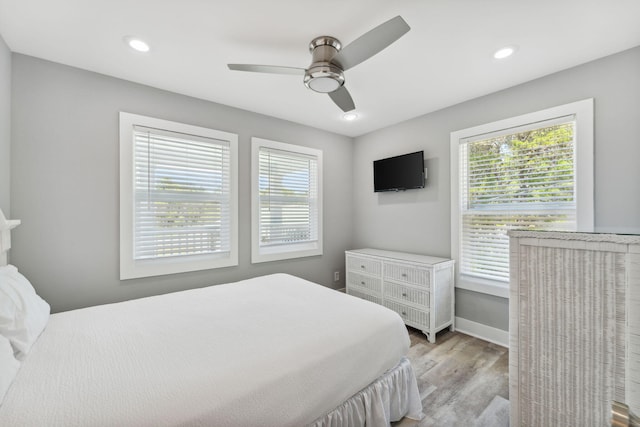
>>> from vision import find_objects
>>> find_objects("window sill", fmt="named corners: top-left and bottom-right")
top-left (120, 251), bottom-right (238, 280)
top-left (456, 276), bottom-right (509, 299)
top-left (251, 242), bottom-right (322, 264)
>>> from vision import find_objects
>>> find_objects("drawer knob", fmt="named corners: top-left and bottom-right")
top-left (401, 311), bottom-right (407, 316)
top-left (402, 293), bottom-right (407, 297)
top-left (360, 265), bottom-right (365, 269)
top-left (401, 273), bottom-right (407, 277)
top-left (361, 281), bottom-right (365, 285)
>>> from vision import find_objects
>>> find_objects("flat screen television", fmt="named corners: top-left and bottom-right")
top-left (373, 151), bottom-right (425, 192)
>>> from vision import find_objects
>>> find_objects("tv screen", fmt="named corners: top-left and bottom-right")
top-left (373, 151), bottom-right (425, 192)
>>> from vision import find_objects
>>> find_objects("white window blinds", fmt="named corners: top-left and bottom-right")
top-left (459, 118), bottom-right (577, 282)
top-left (133, 126), bottom-right (231, 260)
top-left (258, 146), bottom-right (318, 248)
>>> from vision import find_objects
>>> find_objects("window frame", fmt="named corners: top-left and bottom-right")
top-left (251, 137), bottom-right (323, 264)
top-left (119, 112), bottom-right (238, 279)
top-left (450, 99), bottom-right (594, 298)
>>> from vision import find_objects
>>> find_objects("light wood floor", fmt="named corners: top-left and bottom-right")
top-left (394, 327), bottom-right (509, 427)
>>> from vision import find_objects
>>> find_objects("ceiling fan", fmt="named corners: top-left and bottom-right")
top-left (227, 16), bottom-right (410, 112)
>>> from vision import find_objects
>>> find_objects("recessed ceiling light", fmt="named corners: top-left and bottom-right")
top-left (493, 46), bottom-right (517, 59)
top-left (124, 36), bottom-right (150, 53)
top-left (343, 112), bottom-right (358, 121)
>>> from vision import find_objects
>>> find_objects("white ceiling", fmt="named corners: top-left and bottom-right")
top-left (1, 1), bottom-right (639, 137)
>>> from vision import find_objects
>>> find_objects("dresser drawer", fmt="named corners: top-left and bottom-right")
top-left (384, 282), bottom-right (429, 307)
top-left (347, 255), bottom-right (382, 276)
top-left (347, 272), bottom-right (382, 294)
top-left (383, 300), bottom-right (430, 329)
top-left (384, 262), bottom-right (430, 287)
top-left (347, 288), bottom-right (383, 306)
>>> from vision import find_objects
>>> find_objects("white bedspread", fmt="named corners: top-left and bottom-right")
top-left (0, 273), bottom-right (412, 426)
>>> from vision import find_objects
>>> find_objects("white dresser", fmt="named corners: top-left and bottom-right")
top-left (345, 248), bottom-right (455, 343)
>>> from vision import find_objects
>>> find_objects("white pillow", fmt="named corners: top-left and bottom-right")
top-left (0, 334), bottom-right (20, 405)
top-left (0, 265), bottom-right (50, 359)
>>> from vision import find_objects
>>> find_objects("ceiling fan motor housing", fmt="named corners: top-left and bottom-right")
top-left (304, 36), bottom-right (345, 93)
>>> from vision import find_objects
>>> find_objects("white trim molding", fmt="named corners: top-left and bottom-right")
top-left (454, 317), bottom-right (508, 348)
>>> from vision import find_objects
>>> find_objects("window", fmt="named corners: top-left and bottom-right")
top-left (120, 112), bottom-right (238, 279)
top-left (251, 137), bottom-right (322, 263)
top-left (450, 99), bottom-right (593, 297)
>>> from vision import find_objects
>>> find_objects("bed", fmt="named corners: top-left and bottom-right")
top-left (0, 211), bottom-right (422, 426)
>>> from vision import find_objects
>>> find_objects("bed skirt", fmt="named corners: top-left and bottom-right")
top-left (308, 357), bottom-right (423, 427)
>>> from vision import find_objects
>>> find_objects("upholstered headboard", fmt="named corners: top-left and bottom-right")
top-left (0, 209), bottom-right (20, 266)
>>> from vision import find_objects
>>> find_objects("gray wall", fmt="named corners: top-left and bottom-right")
top-left (0, 34), bottom-right (10, 215)
top-left (10, 54), bottom-right (353, 313)
top-left (352, 46), bottom-right (640, 331)
top-left (9, 47), bottom-right (640, 330)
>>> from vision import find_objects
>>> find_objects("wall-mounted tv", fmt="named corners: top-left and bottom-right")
top-left (373, 151), bottom-right (425, 192)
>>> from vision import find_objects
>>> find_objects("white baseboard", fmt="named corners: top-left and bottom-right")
top-left (454, 317), bottom-right (509, 348)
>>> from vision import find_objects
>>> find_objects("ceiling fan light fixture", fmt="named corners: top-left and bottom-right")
top-left (304, 65), bottom-right (344, 93)
top-left (342, 112), bottom-right (358, 121)
top-left (307, 76), bottom-right (341, 93)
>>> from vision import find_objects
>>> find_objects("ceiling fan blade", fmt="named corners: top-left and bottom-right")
top-left (227, 64), bottom-right (305, 75)
top-left (328, 86), bottom-right (355, 112)
top-left (332, 16), bottom-right (410, 71)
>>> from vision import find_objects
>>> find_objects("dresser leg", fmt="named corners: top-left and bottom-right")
top-left (423, 331), bottom-right (435, 344)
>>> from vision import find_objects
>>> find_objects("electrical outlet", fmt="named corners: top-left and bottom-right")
top-left (334, 271), bottom-right (340, 282)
